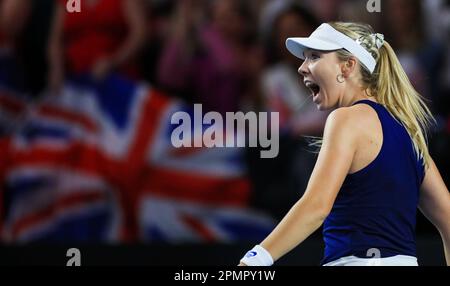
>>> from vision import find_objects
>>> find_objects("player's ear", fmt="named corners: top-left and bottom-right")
top-left (341, 57), bottom-right (357, 78)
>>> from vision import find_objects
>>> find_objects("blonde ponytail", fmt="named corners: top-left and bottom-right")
top-left (375, 41), bottom-right (434, 167)
top-left (329, 22), bottom-right (434, 168)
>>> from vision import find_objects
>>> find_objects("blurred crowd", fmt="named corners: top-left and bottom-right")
top-left (0, 0), bottom-right (449, 242)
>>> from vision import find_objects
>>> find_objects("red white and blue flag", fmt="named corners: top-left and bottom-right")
top-left (0, 74), bottom-right (275, 243)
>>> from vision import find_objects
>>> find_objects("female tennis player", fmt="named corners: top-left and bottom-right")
top-left (240, 22), bottom-right (450, 266)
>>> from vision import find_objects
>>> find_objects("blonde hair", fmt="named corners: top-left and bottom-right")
top-left (328, 22), bottom-right (434, 168)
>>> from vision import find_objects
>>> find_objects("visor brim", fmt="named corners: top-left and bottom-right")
top-left (286, 37), bottom-right (342, 59)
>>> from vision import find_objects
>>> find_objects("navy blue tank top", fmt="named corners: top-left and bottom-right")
top-left (321, 100), bottom-right (425, 265)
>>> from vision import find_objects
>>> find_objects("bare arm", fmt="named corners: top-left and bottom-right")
top-left (418, 158), bottom-right (450, 265)
top-left (47, 3), bottom-right (65, 92)
top-left (92, 0), bottom-right (147, 79)
top-left (109, 0), bottom-right (146, 68)
top-left (256, 108), bottom-right (358, 262)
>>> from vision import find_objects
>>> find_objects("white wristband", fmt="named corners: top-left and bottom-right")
top-left (240, 245), bottom-right (274, 266)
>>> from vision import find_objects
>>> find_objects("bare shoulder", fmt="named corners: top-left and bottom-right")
top-left (323, 104), bottom-right (379, 148)
top-left (325, 104), bottom-right (373, 131)
top-left (328, 103), bottom-right (379, 130)
top-left (322, 107), bottom-right (359, 147)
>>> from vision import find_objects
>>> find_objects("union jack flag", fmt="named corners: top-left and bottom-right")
top-left (0, 73), bottom-right (275, 243)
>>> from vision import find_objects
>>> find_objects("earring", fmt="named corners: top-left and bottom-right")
top-left (337, 74), bottom-right (345, 83)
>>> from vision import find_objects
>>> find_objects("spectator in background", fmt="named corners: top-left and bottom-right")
top-left (47, 0), bottom-right (147, 93)
top-left (0, 0), bottom-right (30, 43)
top-left (306, 0), bottom-right (345, 22)
top-left (422, 0), bottom-right (448, 41)
top-left (0, 0), bottom-right (31, 136)
top-left (157, 0), bottom-right (260, 114)
top-left (248, 1), bottom-right (328, 220)
top-left (139, 0), bottom-right (175, 85)
top-left (262, 1), bottom-right (326, 136)
top-left (383, 0), bottom-right (445, 116)
top-left (0, 0), bottom-right (30, 92)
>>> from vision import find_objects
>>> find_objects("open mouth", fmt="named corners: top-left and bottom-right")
top-left (304, 80), bottom-right (320, 97)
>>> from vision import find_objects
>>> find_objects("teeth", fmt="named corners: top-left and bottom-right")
top-left (304, 80), bottom-right (320, 98)
top-left (304, 81), bottom-right (319, 92)
top-left (304, 80), bottom-right (316, 88)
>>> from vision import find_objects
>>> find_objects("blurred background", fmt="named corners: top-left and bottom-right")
top-left (0, 0), bottom-right (449, 265)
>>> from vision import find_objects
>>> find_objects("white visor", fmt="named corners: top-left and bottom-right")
top-left (286, 23), bottom-right (377, 73)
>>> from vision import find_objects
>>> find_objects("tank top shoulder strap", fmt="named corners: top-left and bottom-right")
top-left (352, 99), bottom-right (381, 110)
